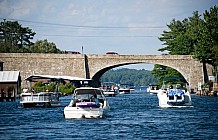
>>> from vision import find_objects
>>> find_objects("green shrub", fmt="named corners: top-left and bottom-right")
top-left (33, 81), bottom-right (75, 95)
top-left (59, 83), bottom-right (75, 95)
top-left (45, 82), bottom-right (57, 92)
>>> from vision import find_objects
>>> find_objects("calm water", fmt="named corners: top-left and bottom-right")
top-left (0, 90), bottom-right (218, 140)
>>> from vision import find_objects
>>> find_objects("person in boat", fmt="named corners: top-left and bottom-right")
top-left (175, 85), bottom-right (184, 97)
top-left (31, 88), bottom-right (35, 94)
top-left (168, 85), bottom-right (174, 95)
top-left (167, 85), bottom-right (175, 99)
top-left (169, 85), bottom-right (173, 89)
top-left (93, 94), bottom-right (99, 105)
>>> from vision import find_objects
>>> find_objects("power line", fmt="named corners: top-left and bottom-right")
top-left (1, 17), bottom-right (167, 29)
top-left (0, 17), bottom-right (162, 38)
top-left (37, 34), bottom-right (159, 38)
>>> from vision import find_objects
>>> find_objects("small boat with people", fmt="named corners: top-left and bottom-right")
top-left (20, 75), bottom-right (61, 108)
top-left (118, 84), bottom-right (131, 94)
top-left (157, 76), bottom-right (192, 108)
top-left (101, 82), bottom-right (119, 96)
top-left (147, 84), bottom-right (160, 94)
top-left (64, 87), bottom-right (110, 119)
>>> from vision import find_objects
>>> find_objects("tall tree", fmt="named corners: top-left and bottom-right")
top-left (159, 7), bottom-right (218, 61)
top-left (158, 18), bottom-right (195, 55)
top-left (0, 20), bottom-right (35, 52)
top-left (157, 6), bottom-right (218, 83)
top-left (212, 43), bottom-right (218, 82)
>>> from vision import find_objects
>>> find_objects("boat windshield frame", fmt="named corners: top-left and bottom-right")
top-left (73, 89), bottom-right (105, 100)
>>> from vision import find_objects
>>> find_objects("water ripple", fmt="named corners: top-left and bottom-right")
top-left (0, 92), bottom-right (218, 139)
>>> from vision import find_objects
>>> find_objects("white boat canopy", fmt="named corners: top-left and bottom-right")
top-left (25, 74), bottom-right (92, 81)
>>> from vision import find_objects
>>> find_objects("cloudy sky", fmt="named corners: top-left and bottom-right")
top-left (0, 0), bottom-right (217, 69)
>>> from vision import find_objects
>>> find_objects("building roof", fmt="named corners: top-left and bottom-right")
top-left (0, 71), bottom-right (20, 82)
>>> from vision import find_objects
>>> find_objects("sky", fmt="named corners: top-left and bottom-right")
top-left (0, 0), bottom-right (217, 70)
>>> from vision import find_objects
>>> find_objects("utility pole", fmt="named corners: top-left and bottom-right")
top-left (3, 18), bottom-right (6, 45)
top-left (215, 65), bottom-right (217, 84)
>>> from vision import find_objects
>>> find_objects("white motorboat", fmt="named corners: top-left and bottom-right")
top-left (119, 84), bottom-right (130, 94)
top-left (20, 89), bottom-right (60, 108)
top-left (101, 82), bottom-right (119, 96)
top-left (157, 84), bottom-right (192, 108)
top-left (147, 84), bottom-right (160, 94)
top-left (64, 87), bottom-right (110, 119)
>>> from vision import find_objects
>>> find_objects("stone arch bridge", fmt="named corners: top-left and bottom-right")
top-left (0, 53), bottom-right (204, 90)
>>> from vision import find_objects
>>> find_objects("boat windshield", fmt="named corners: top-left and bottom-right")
top-left (75, 93), bottom-right (103, 100)
top-left (75, 93), bottom-right (95, 99)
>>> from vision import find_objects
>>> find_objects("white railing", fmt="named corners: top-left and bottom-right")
top-left (20, 94), bottom-right (51, 103)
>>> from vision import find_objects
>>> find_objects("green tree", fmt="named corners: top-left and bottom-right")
top-left (151, 64), bottom-right (186, 85)
top-left (158, 18), bottom-right (195, 55)
top-left (157, 6), bottom-right (218, 83)
top-left (203, 6), bottom-right (218, 65)
top-left (0, 20), bottom-right (35, 52)
top-left (59, 83), bottom-right (75, 95)
top-left (159, 7), bottom-right (218, 61)
top-left (212, 43), bottom-right (218, 82)
top-left (33, 81), bottom-right (45, 92)
top-left (45, 82), bottom-right (57, 92)
top-left (28, 39), bottom-right (62, 53)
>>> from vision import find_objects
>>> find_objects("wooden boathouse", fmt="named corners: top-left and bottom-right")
top-left (0, 71), bottom-right (21, 102)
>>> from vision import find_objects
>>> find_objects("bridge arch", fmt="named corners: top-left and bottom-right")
top-left (92, 62), bottom-right (143, 80)
top-left (86, 54), bottom-right (203, 90)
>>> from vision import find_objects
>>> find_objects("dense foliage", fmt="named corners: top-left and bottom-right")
top-left (28, 39), bottom-right (62, 53)
top-left (33, 81), bottom-right (75, 95)
top-left (0, 20), bottom-right (62, 53)
top-left (100, 68), bottom-right (158, 86)
top-left (158, 6), bottom-right (218, 64)
top-left (33, 81), bottom-right (57, 92)
top-left (153, 6), bottom-right (218, 83)
top-left (0, 20), bottom-right (35, 52)
top-left (59, 83), bottom-right (76, 95)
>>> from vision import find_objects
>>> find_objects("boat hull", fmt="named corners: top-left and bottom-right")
top-left (64, 106), bottom-right (104, 119)
top-left (147, 85), bottom-right (160, 94)
top-left (147, 89), bottom-right (159, 94)
top-left (119, 89), bottom-right (130, 94)
top-left (103, 90), bottom-right (119, 96)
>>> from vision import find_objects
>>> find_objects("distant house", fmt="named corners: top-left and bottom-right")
top-left (0, 71), bottom-right (21, 101)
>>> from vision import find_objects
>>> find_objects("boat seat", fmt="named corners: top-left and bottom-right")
top-left (176, 95), bottom-right (182, 100)
top-left (98, 99), bottom-right (104, 105)
top-left (168, 96), bottom-right (174, 100)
